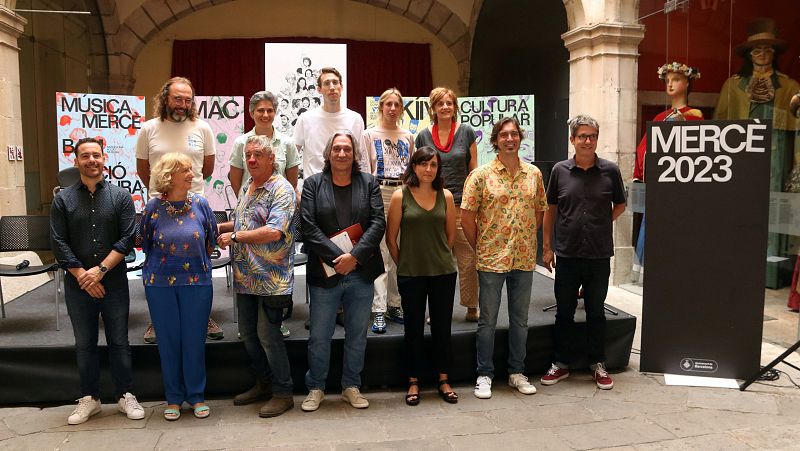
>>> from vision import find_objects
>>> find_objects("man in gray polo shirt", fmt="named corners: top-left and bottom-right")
top-left (540, 114), bottom-right (626, 390)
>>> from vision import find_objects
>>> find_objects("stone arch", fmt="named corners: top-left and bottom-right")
top-left (102, 0), bottom-right (471, 94)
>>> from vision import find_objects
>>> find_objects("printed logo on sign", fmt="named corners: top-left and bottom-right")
top-left (679, 358), bottom-right (718, 373)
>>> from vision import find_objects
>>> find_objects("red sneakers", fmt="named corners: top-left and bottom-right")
top-left (540, 364), bottom-right (570, 385)
top-left (593, 363), bottom-right (614, 390)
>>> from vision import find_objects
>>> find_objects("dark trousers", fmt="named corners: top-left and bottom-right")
top-left (398, 273), bottom-right (457, 378)
top-left (236, 293), bottom-right (271, 384)
top-left (64, 280), bottom-right (132, 399)
top-left (553, 257), bottom-right (610, 365)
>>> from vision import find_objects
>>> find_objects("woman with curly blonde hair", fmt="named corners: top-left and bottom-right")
top-left (139, 152), bottom-right (218, 421)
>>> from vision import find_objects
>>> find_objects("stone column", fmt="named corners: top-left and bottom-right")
top-left (0, 5), bottom-right (27, 216)
top-left (562, 22), bottom-right (644, 285)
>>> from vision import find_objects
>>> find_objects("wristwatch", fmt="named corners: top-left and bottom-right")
top-left (99, 263), bottom-right (108, 274)
top-left (231, 232), bottom-right (239, 243)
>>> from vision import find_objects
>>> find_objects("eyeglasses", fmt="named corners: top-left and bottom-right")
top-left (750, 47), bottom-right (775, 56)
top-left (498, 131), bottom-right (520, 139)
top-left (575, 134), bottom-right (599, 142)
top-left (170, 96), bottom-right (193, 105)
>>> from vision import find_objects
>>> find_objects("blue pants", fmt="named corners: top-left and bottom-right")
top-left (476, 270), bottom-right (533, 379)
top-left (65, 279), bottom-right (132, 399)
top-left (145, 285), bottom-right (212, 405)
top-left (305, 273), bottom-right (373, 390)
top-left (237, 293), bottom-right (294, 396)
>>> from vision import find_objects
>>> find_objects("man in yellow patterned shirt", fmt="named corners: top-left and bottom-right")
top-left (462, 117), bottom-right (548, 399)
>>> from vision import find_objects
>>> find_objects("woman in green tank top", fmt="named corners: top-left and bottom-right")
top-left (386, 146), bottom-right (459, 406)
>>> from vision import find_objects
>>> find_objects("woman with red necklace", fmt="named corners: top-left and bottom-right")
top-left (414, 87), bottom-right (479, 322)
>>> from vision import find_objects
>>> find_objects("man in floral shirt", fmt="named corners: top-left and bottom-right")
top-left (218, 135), bottom-right (297, 418)
top-left (461, 117), bottom-right (548, 400)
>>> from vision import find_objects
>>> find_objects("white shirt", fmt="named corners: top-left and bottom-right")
top-left (294, 107), bottom-right (365, 177)
top-left (135, 117), bottom-right (216, 197)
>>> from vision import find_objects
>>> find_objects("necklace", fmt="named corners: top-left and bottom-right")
top-left (431, 120), bottom-right (456, 153)
top-left (160, 193), bottom-right (192, 217)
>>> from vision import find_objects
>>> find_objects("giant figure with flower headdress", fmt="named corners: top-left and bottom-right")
top-left (631, 62), bottom-right (702, 282)
top-left (714, 18), bottom-right (800, 293)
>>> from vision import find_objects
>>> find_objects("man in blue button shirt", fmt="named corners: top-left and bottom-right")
top-left (540, 115), bottom-right (626, 390)
top-left (51, 137), bottom-right (144, 424)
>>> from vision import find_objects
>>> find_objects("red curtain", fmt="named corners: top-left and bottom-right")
top-left (172, 38), bottom-right (433, 131)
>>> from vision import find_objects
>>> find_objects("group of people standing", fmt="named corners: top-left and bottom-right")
top-left (50, 66), bottom-right (626, 424)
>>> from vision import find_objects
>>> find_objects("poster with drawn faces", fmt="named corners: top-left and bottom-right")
top-left (264, 43), bottom-right (348, 138)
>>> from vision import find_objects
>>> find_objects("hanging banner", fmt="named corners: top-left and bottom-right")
top-left (196, 95), bottom-right (245, 212)
top-left (56, 92), bottom-right (147, 210)
top-left (640, 119), bottom-right (771, 379)
top-left (366, 94), bottom-right (535, 166)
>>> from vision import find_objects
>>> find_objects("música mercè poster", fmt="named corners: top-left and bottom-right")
top-left (56, 92), bottom-right (147, 211)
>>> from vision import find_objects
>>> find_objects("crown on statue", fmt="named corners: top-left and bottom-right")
top-left (657, 62), bottom-right (701, 81)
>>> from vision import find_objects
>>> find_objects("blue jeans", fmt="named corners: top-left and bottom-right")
top-left (553, 257), bottom-right (610, 365)
top-left (236, 293), bottom-right (271, 385)
top-left (65, 279), bottom-right (132, 399)
top-left (476, 270), bottom-right (533, 378)
top-left (145, 285), bottom-right (212, 406)
top-left (305, 273), bottom-right (373, 390)
top-left (236, 294), bottom-right (293, 396)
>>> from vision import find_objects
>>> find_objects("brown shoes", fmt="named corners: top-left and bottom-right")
top-left (259, 396), bottom-right (294, 418)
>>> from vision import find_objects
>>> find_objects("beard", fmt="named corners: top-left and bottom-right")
top-left (167, 105), bottom-right (189, 122)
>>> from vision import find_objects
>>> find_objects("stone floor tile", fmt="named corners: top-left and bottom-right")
top-left (267, 395), bottom-right (351, 424)
top-left (156, 423), bottom-right (271, 450)
top-left (216, 403), bottom-right (265, 425)
top-left (448, 429), bottom-right (572, 451)
top-left (649, 408), bottom-right (797, 438)
top-left (632, 433), bottom-right (753, 450)
top-left (59, 429), bottom-right (162, 451)
top-left (534, 376), bottom-right (604, 399)
top-left (3, 405), bottom-right (75, 435)
top-left (335, 437), bottom-right (450, 450)
top-left (490, 401), bottom-right (597, 432)
top-left (378, 411), bottom-right (496, 441)
top-left (595, 447), bottom-right (637, 451)
top-left (776, 393), bottom-right (800, 417)
top-left (687, 387), bottom-right (780, 414)
top-left (728, 422), bottom-right (800, 449)
top-left (0, 422), bottom-right (14, 442)
top-left (511, 391), bottom-right (586, 407)
top-left (593, 380), bottom-right (690, 406)
top-left (0, 408), bottom-right (40, 421)
top-left (445, 384), bottom-right (527, 412)
top-left (552, 417), bottom-right (676, 449)
top-left (269, 418), bottom-right (382, 446)
top-left (582, 398), bottom-right (689, 421)
top-left (0, 432), bottom-right (69, 450)
top-left (342, 390), bottom-right (445, 418)
top-left (50, 407), bottom-right (153, 432)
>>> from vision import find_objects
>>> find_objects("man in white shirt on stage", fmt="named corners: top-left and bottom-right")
top-left (135, 76), bottom-right (223, 343)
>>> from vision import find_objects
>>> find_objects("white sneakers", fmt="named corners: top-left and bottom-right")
top-left (117, 392), bottom-right (145, 420)
top-left (474, 376), bottom-right (492, 399)
top-left (475, 374), bottom-right (538, 399)
top-left (508, 373), bottom-right (537, 395)
top-left (301, 389), bottom-right (325, 412)
top-left (68, 393), bottom-right (145, 425)
top-left (68, 395), bottom-right (102, 425)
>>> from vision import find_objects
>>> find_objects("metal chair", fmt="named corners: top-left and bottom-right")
top-left (211, 211), bottom-right (232, 288)
top-left (125, 213), bottom-right (145, 273)
top-left (0, 216), bottom-right (61, 329)
top-left (52, 167), bottom-right (81, 297)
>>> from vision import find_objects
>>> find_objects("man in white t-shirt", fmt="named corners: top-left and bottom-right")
top-left (135, 77), bottom-right (222, 343)
top-left (135, 77), bottom-right (216, 198)
top-left (294, 67), bottom-right (365, 177)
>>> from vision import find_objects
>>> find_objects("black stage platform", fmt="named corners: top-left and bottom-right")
top-left (0, 271), bottom-right (636, 405)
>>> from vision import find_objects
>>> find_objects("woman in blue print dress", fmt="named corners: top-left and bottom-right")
top-left (139, 152), bottom-right (218, 421)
